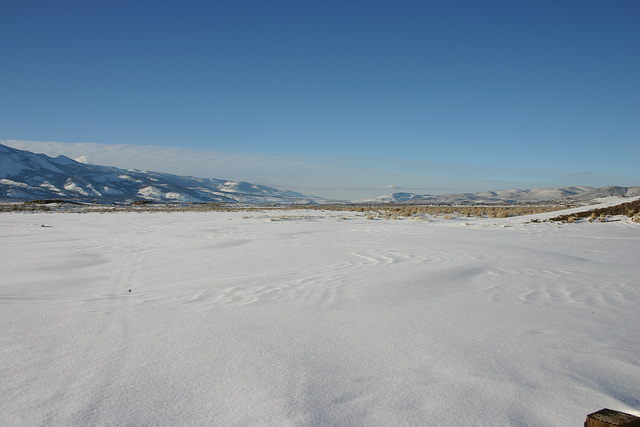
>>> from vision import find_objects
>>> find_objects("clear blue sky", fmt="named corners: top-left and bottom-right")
top-left (1, 1), bottom-right (638, 199)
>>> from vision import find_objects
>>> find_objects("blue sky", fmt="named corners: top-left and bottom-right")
top-left (1, 1), bottom-right (638, 199)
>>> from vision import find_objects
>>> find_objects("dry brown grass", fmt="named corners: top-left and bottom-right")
top-left (549, 199), bottom-right (640, 223)
top-left (1, 200), bottom-right (569, 218)
top-left (300, 204), bottom-right (565, 219)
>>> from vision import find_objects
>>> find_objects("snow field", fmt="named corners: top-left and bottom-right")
top-left (1, 209), bottom-right (639, 426)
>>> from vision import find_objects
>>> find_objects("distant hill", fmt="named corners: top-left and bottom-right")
top-left (358, 186), bottom-right (640, 205)
top-left (3, 143), bottom-right (638, 205)
top-left (0, 143), bottom-right (321, 204)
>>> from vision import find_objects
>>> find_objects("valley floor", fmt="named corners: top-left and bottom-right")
top-left (1, 208), bottom-right (639, 425)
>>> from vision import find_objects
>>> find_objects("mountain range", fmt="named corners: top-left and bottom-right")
top-left (361, 186), bottom-right (640, 205)
top-left (2, 143), bottom-right (638, 205)
top-left (0, 143), bottom-right (320, 204)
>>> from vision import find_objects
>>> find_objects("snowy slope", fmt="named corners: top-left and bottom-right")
top-left (0, 143), bottom-right (321, 204)
top-left (1, 207), bottom-right (639, 425)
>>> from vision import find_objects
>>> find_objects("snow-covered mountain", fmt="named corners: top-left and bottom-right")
top-left (0, 143), bottom-right (321, 204)
top-left (3, 143), bottom-right (638, 205)
top-left (363, 192), bottom-right (427, 203)
top-left (359, 186), bottom-right (640, 205)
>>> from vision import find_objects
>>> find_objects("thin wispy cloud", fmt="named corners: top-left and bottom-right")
top-left (2, 140), bottom-right (638, 200)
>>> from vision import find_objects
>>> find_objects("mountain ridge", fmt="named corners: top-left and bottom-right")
top-left (0, 143), bottom-right (321, 204)
top-left (360, 186), bottom-right (640, 205)
top-left (2, 143), bottom-right (638, 205)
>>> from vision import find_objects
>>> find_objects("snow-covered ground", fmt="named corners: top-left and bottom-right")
top-left (1, 206), bottom-right (639, 426)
